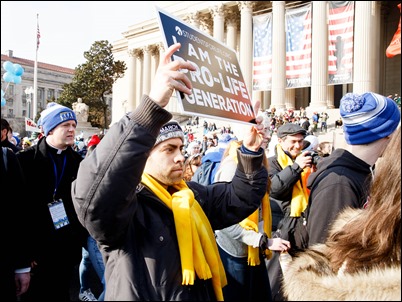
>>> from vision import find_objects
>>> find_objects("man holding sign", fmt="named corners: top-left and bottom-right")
top-left (72, 42), bottom-right (270, 301)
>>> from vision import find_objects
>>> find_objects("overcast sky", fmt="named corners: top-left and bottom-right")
top-left (1, 1), bottom-right (157, 69)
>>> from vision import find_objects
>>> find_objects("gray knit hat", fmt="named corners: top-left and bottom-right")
top-left (155, 120), bottom-right (185, 146)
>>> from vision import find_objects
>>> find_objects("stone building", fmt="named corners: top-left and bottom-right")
top-left (1, 50), bottom-right (75, 135)
top-left (110, 1), bottom-right (401, 130)
top-left (1, 50), bottom-right (113, 136)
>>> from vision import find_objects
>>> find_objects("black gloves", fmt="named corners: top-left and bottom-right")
top-left (259, 233), bottom-right (269, 251)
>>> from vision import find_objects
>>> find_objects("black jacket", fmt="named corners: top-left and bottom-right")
top-left (268, 148), bottom-right (304, 231)
top-left (72, 96), bottom-right (268, 301)
top-left (16, 137), bottom-right (87, 266)
top-left (305, 148), bottom-right (372, 245)
top-left (1, 139), bottom-right (21, 153)
top-left (0, 147), bottom-right (32, 300)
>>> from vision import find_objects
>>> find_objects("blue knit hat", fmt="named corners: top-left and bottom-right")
top-left (340, 92), bottom-right (400, 145)
top-left (38, 102), bottom-right (77, 136)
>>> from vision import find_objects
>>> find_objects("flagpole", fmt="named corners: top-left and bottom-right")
top-left (33, 13), bottom-right (39, 121)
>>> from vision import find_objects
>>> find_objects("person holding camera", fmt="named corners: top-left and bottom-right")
top-left (265, 123), bottom-right (313, 301)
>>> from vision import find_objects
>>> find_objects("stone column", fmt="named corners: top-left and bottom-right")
top-left (271, 1), bottom-right (286, 110)
top-left (353, 1), bottom-right (380, 93)
top-left (225, 9), bottom-right (239, 51)
top-left (186, 11), bottom-right (201, 28)
top-left (285, 89), bottom-right (295, 110)
top-left (310, 1), bottom-right (329, 110)
top-left (327, 85), bottom-right (335, 108)
top-left (142, 45), bottom-right (152, 96)
top-left (210, 4), bottom-right (225, 43)
top-left (127, 49), bottom-right (138, 113)
top-left (198, 14), bottom-right (213, 36)
top-left (134, 50), bottom-right (143, 108)
top-left (150, 44), bottom-right (160, 84)
top-left (238, 1), bottom-right (255, 94)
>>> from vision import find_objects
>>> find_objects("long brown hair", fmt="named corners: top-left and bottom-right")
top-left (326, 126), bottom-right (401, 273)
top-left (183, 153), bottom-right (202, 181)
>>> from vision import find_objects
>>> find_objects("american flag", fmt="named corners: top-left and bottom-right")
top-left (36, 15), bottom-right (41, 50)
top-left (328, 1), bottom-right (354, 84)
top-left (252, 13), bottom-right (272, 91)
top-left (285, 3), bottom-right (312, 88)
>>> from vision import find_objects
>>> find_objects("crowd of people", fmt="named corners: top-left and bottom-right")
top-left (1, 42), bottom-right (400, 301)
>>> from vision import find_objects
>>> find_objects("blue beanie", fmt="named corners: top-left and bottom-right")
top-left (340, 92), bottom-right (400, 145)
top-left (39, 102), bottom-right (77, 136)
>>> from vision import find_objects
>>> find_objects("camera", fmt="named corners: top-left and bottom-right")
top-left (309, 151), bottom-right (321, 166)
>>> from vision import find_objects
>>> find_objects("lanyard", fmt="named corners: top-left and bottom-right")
top-left (48, 152), bottom-right (66, 199)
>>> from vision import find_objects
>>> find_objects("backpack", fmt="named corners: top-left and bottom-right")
top-left (191, 160), bottom-right (218, 185)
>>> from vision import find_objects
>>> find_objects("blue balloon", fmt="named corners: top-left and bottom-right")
top-left (3, 61), bottom-right (14, 72)
top-left (13, 75), bottom-right (22, 84)
top-left (14, 64), bottom-right (24, 76)
top-left (3, 71), bottom-right (14, 83)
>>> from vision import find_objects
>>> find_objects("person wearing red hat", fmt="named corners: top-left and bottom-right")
top-left (87, 135), bottom-right (101, 148)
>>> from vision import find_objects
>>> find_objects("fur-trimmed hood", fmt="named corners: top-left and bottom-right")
top-left (282, 208), bottom-right (401, 301)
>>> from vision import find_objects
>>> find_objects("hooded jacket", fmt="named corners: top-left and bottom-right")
top-left (282, 208), bottom-right (401, 301)
top-left (72, 96), bottom-right (268, 301)
top-left (305, 148), bottom-right (372, 245)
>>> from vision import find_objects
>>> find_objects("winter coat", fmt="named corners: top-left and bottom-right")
top-left (72, 96), bottom-right (268, 301)
top-left (305, 148), bottom-right (372, 245)
top-left (16, 137), bottom-right (87, 266)
top-left (282, 208), bottom-right (401, 301)
top-left (268, 148), bottom-right (304, 231)
top-left (1, 147), bottom-right (33, 300)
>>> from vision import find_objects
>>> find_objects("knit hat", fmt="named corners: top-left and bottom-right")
top-left (87, 134), bottom-right (101, 148)
top-left (155, 120), bottom-right (185, 146)
top-left (277, 123), bottom-right (307, 139)
top-left (22, 137), bottom-right (32, 146)
top-left (340, 92), bottom-right (401, 145)
top-left (186, 141), bottom-right (200, 154)
top-left (38, 102), bottom-right (77, 136)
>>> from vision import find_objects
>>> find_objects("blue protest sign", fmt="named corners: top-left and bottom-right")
top-left (156, 7), bottom-right (256, 125)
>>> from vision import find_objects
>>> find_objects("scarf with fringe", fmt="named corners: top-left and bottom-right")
top-left (226, 142), bottom-right (272, 265)
top-left (239, 192), bottom-right (273, 265)
top-left (276, 144), bottom-right (309, 217)
top-left (141, 173), bottom-right (227, 301)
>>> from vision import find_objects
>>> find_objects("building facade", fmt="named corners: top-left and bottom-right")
top-left (1, 50), bottom-right (75, 135)
top-left (110, 1), bottom-right (401, 128)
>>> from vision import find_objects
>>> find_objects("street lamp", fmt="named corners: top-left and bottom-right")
top-left (25, 86), bottom-right (34, 119)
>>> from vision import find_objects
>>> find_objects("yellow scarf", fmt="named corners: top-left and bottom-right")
top-left (276, 144), bottom-right (309, 217)
top-left (226, 141), bottom-right (273, 265)
top-left (141, 173), bottom-right (227, 301)
top-left (239, 192), bottom-right (272, 265)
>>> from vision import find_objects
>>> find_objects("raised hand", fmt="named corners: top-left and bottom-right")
top-left (149, 43), bottom-right (197, 108)
top-left (243, 100), bottom-right (271, 152)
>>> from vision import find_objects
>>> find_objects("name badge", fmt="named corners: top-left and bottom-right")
top-left (48, 199), bottom-right (70, 229)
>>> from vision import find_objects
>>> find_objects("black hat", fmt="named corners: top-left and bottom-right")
top-left (277, 123), bottom-right (306, 139)
top-left (155, 120), bottom-right (185, 146)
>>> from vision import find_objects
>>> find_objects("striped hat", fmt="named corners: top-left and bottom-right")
top-left (340, 92), bottom-right (400, 145)
top-left (155, 120), bottom-right (185, 146)
top-left (38, 102), bottom-right (77, 136)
